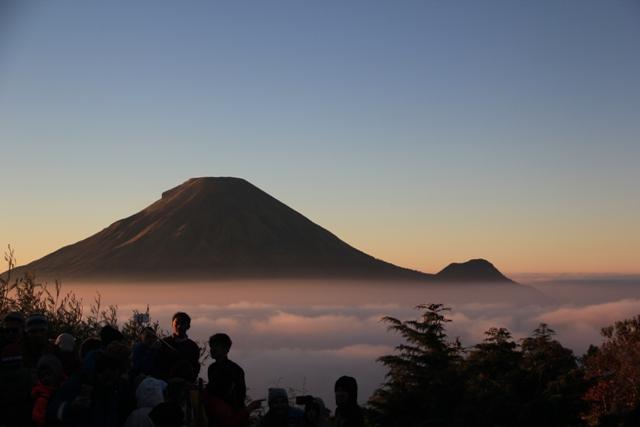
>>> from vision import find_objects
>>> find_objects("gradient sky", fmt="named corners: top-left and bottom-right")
top-left (0, 0), bottom-right (638, 275)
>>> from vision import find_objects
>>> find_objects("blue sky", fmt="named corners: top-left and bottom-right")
top-left (1, 0), bottom-right (638, 273)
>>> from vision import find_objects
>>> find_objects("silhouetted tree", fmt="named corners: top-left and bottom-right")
top-left (457, 327), bottom-right (522, 426)
top-left (369, 304), bottom-right (463, 427)
top-left (517, 324), bottom-right (587, 427)
top-left (583, 316), bottom-right (640, 426)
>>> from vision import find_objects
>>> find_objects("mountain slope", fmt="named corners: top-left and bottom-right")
top-left (14, 177), bottom-right (431, 281)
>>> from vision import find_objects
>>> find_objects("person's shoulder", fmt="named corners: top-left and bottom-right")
top-left (186, 338), bottom-right (200, 350)
top-left (288, 406), bottom-right (304, 418)
top-left (228, 359), bottom-right (244, 372)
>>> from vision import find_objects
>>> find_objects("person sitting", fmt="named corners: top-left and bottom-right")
top-left (208, 333), bottom-right (246, 409)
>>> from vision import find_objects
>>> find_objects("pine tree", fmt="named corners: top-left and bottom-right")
top-left (460, 327), bottom-right (522, 426)
top-left (369, 304), bottom-right (463, 427)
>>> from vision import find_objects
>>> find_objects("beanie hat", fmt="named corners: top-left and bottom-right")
top-left (26, 313), bottom-right (47, 332)
top-left (268, 387), bottom-right (288, 403)
top-left (3, 311), bottom-right (24, 324)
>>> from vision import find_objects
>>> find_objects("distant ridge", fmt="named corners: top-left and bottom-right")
top-left (9, 177), bottom-right (514, 283)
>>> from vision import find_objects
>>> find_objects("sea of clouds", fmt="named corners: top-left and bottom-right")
top-left (66, 277), bottom-right (640, 409)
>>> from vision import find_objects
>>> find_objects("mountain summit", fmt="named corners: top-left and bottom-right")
top-left (15, 177), bottom-right (432, 280)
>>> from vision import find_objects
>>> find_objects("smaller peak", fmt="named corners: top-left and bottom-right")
top-left (435, 258), bottom-right (513, 283)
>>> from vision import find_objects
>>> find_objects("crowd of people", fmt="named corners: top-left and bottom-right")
top-left (0, 310), bottom-right (364, 427)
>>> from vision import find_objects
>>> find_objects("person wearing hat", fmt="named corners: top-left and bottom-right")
top-left (334, 376), bottom-right (364, 427)
top-left (123, 376), bottom-right (167, 427)
top-left (1, 311), bottom-right (25, 353)
top-left (54, 333), bottom-right (82, 376)
top-left (23, 313), bottom-right (53, 371)
top-left (261, 388), bottom-right (304, 427)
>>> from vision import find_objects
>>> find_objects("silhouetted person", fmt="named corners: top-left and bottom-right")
top-left (1, 311), bottom-right (24, 352)
top-left (55, 333), bottom-right (82, 377)
top-left (208, 333), bottom-right (246, 409)
top-left (334, 376), bottom-right (363, 427)
top-left (261, 388), bottom-right (304, 427)
top-left (154, 312), bottom-right (200, 383)
top-left (131, 327), bottom-right (160, 380)
top-left (23, 313), bottom-right (53, 371)
top-left (164, 378), bottom-right (192, 425)
top-left (148, 402), bottom-right (184, 427)
top-left (299, 396), bottom-right (330, 427)
top-left (123, 376), bottom-right (167, 427)
top-left (49, 350), bottom-right (134, 427)
top-left (203, 363), bottom-right (262, 427)
top-left (81, 325), bottom-right (125, 379)
top-left (99, 324), bottom-right (124, 348)
top-left (0, 332), bottom-right (32, 427)
top-left (32, 354), bottom-right (65, 427)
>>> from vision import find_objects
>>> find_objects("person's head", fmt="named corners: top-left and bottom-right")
top-left (94, 352), bottom-right (122, 388)
top-left (171, 312), bottom-right (191, 338)
top-left (25, 313), bottom-right (48, 347)
top-left (2, 311), bottom-right (24, 343)
top-left (99, 324), bottom-right (124, 347)
top-left (55, 333), bottom-right (76, 353)
top-left (106, 341), bottom-right (131, 372)
top-left (304, 397), bottom-right (329, 424)
top-left (208, 333), bottom-right (232, 360)
top-left (36, 354), bottom-right (64, 387)
top-left (79, 337), bottom-right (102, 361)
top-left (268, 388), bottom-right (289, 416)
top-left (135, 376), bottom-right (167, 409)
top-left (139, 327), bottom-right (157, 347)
top-left (335, 376), bottom-right (358, 407)
top-left (165, 377), bottom-right (189, 405)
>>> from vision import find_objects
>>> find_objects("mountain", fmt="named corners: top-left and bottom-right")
top-left (10, 178), bottom-right (516, 283)
top-left (12, 177), bottom-right (434, 281)
top-left (434, 259), bottom-right (513, 283)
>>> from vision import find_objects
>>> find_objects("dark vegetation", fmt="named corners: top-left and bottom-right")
top-left (369, 304), bottom-right (640, 426)
top-left (2, 246), bottom-right (640, 426)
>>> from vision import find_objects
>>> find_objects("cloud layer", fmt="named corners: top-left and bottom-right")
top-left (64, 280), bottom-right (640, 409)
